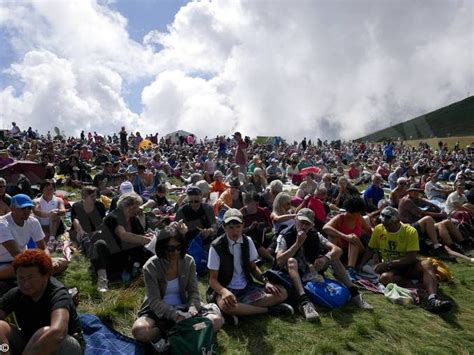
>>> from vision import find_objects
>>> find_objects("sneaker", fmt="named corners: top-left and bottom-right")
top-left (97, 277), bottom-right (108, 293)
top-left (268, 303), bottom-right (294, 317)
top-left (351, 294), bottom-right (374, 310)
top-left (431, 246), bottom-right (456, 262)
top-left (298, 300), bottom-right (320, 321)
top-left (346, 267), bottom-right (358, 282)
top-left (223, 313), bottom-right (239, 326)
top-left (426, 296), bottom-right (452, 313)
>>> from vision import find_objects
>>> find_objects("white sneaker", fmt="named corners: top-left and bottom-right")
top-left (97, 277), bottom-right (108, 293)
top-left (298, 300), bottom-right (320, 321)
top-left (351, 294), bottom-right (373, 310)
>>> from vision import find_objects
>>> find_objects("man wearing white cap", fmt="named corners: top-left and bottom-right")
top-left (207, 209), bottom-right (293, 324)
top-left (275, 208), bottom-right (373, 321)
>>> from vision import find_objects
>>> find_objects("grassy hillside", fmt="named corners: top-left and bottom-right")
top-left (357, 96), bottom-right (474, 142)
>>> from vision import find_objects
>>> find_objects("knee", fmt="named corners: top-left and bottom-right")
top-left (420, 259), bottom-right (436, 272)
top-left (0, 320), bottom-right (11, 336)
top-left (131, 321), bottom-right (153, 342)
top-left (379, 272), bottom-right (394, 285)
top-left (208, 314), bottom-right (224, 332)
top-left (421, 216), bottom-right (435, 225)
top-left (287, 258), bottom-right (298, 271)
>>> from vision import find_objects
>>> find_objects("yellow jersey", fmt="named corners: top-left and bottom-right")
top-left (368, 223), bottom-right (419, 262)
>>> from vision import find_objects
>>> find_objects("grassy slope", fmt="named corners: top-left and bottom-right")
top-left (57, 177), bottom-right (474, 354)
top-left (357, 96), bottom-right (474, 142)
top-left (60, 254), bottom-right (474, 354)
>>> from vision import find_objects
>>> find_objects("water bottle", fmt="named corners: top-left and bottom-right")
top-left (132, 262), bottom-right (140, 278)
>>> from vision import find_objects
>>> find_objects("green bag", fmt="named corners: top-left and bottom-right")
top-left (168, 316), bottom-right (217, 355)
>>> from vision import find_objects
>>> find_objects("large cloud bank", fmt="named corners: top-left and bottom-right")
top-left (0, 0), bottom-right (472, 140)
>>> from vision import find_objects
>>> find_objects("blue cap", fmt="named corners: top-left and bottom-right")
top-left (11, 194), bottom-right (34, 208)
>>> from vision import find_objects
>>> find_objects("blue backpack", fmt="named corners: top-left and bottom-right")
top-left (187, 234), bottom-right (208, 275)
top-left (304, 278), bottom-right (351, 309)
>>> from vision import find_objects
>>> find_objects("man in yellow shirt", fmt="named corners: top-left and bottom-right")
top-left (361, 207), bottom-right (452, 313)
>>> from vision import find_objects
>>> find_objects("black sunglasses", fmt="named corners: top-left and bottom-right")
top-left (166, 245), bottom-right (182, 252)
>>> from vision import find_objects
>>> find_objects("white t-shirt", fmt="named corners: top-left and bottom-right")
top-left (0, 213), bottom-right (45, 262)
top-left (445, 191), bottom-right (468, 215)
top-left (207, 235), bottom-right (258, 290)
top-left (35, 196), bottom-right (61, 226)
top-left (425, 181), bottom-right (446, 200)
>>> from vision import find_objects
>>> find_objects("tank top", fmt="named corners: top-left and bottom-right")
top-left (336, 214), bottom-right (363, 249)
top-left (163, 278), bottom-right (183, 306)
top-left (37, 196), bottom-right (60, 226)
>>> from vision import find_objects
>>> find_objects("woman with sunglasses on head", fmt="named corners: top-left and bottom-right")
top-left (132, 222), bottom-right (223, 351)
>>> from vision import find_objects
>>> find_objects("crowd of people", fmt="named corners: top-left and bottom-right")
top-left (0, 121), bottom-right (473, 353)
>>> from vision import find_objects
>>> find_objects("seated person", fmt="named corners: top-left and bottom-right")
top-left (296, 173), bottom-right (317, 200)
top-left (240, 192), bottom-right (273, 263)
top-left (132, 222), bottom-right (223, 350)
top-left (323, 197), bottom-right (372, 273)
top-left (259, 180), bottom-right (283, 210)
top-left (213, 178), bottom-right (244, 217)
top-left (399, 184), bottom-right (467, 254)
top-left (389, 177), bottom-right (409, 208)
top-left (0, 250), bottom-right (82, 354)
top-left (360, 207), bottom-right (452, 313)
top-left (266, 159), bottom-right (283, 182)
top-left (275, 209), bottom-right (373, 321)
top-left (132, 165), bottom-right (162, 199)
top-left (32, 180), bottom-right (66, 241)
top-left (70, 186), bottom-right (106, 244)
top-left (210, 171), bottom-right (227, 196)
top-left (363, 174), bottom-right (385, 212)
top-left (91, 192), bottom-right (153, 292)
top-left (247, 168), bottom-right (267, 194)
top-left (140, 184), bottom-right (174, 215)
top-left (0, 179), bottom-right (11, 217)
top-left (445, 181), bottom-right (474, 217)
top-left (175, 187), bottom-right (217, 245)
top-left (334, 177), bottom-right (360, 208)
top-left (319, 173), bottom-right (338, 202)
top-left (207, 209), bottom-right (293, 323)
top-left (0, 194), bottom-right (67, 281)
top-left (424, 174), bottom-right (452, 202)
top-left (296, 186), bottom-right (334, 229)
top-left (271, 192), bottom-right (296, 234)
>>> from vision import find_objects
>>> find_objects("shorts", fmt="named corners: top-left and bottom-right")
top-left (227, 283), bottom-right (267, 305)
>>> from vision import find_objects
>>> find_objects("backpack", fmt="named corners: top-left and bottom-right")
top-left (427, 258), bottom-right (452, 282)
top-left (187, 234), bottom-right (208, 275)
top-left (167, 316), bottom-right (217, 355)
top-left (303, 278), bottom-right (351, 309)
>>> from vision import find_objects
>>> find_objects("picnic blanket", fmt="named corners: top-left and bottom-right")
top-left (79, 314), bottom-right (144, 355)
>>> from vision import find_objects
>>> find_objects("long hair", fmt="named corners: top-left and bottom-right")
top-left (272, 192), bottom-right (291, 216)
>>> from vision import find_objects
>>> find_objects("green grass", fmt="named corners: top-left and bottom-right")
top-left (357, 96), bottom-right (474, 142)
top-left (56, 175), bottom-right (474, 353)
top-left (58, 255), bottom-right (474, 354)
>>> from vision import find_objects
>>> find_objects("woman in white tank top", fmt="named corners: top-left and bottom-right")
top-left (32, 180), bottom-right (66, 239)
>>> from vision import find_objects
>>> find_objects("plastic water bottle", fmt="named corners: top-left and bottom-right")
top-left (132, 262), bottom-right (140, 278)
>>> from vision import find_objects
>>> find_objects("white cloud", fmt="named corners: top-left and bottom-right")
top-left (0, 0), bottom-right (472, 140)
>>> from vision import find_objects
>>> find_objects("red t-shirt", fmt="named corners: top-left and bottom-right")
top-left (306, 197), bottom-right (328, 224)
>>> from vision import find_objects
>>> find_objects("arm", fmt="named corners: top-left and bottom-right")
top-left (145, 264), bottom-right (179, 321)
top-left (115, 225), bottom-right (151, 245)
top-left (33, 200), bottom-right (50, 218)
top-left (322, 215), bottom-right (352, 242)
top-left (275, 232), bottom-right (305, 268)
top-left (185, 258), bottom-right (201, 310)
top-left (270, 212), bottom-right (296, 223)
top-left (374, 251), bottom-right (418, 273)
top-left (1, 240), bottom-right (22, 258)
top-left (23, 308), bottom-right (69, 355)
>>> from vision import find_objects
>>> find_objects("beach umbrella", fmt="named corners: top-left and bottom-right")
top-left (300, 166), bottom-right (321, 177)
top-left (0, 160), bottom-right (47, 184)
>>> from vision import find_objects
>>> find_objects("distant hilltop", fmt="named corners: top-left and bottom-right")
top-left (357, 96), bottom-right (474, 142)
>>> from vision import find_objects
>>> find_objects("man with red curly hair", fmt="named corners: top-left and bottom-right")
top-left (0, 250), bottom-right (82, 354)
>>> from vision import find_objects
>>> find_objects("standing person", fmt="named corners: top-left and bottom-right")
top-left (233, 132), bottom-right (248, 172)
top-left (0, 250), bottom-right (82, 354)
top-left (207, 209), bottom-right (293, 323)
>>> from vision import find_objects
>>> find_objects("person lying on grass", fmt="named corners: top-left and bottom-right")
top-left (359, 206), bottom-right (453, 313)
top-left (132, 222), bottom-right (223, 351)
top-left (275, 208), bottom-right (373, 322)
top-left (0, 249), bottom-right (82, 354)
top-left (207, 208), bottom-right (293, 325)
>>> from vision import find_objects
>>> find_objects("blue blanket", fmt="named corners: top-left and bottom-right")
top-left (79, 314), bottom-right (144, 355)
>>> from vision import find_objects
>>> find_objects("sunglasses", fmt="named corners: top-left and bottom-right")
top-left (188, 199), bottom-right (201, 204)
top-left (380, 213), bottom-right (394, 220)
top-left (166, 245), bottom-right (182, 252)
